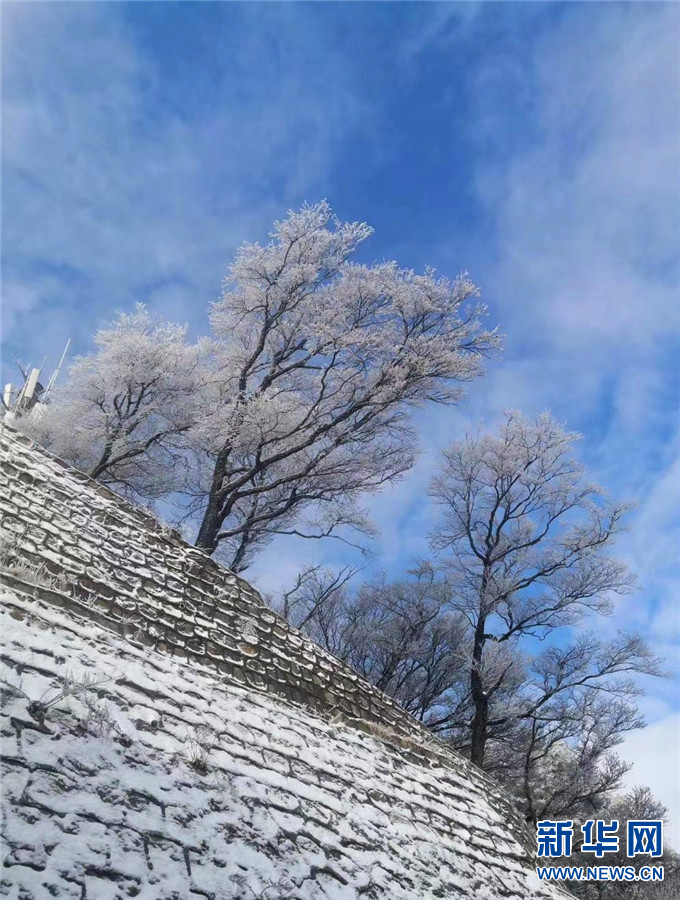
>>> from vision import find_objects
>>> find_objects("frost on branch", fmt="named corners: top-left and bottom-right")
top-left (0, 667), bottom-right (109, 729)
top-left (15, 202), bottom-right (499, 570)
top-left (428, 410), bottom-right (646, 770)
top-left (17, 305), bottom-right (204, 500)
top-left (191, 201), bottom-right (500, 566)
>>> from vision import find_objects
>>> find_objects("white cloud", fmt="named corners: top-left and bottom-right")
top-left (1, 3), bottom-right (368, 373)
top-left (620, 712), bottom-right (680, 850)
top-left (457, 6), bottom-right (680, 835)
top-left (0, 281), bottom-right (41, 339)
top-left (434, 3), bottom-right (680, 423)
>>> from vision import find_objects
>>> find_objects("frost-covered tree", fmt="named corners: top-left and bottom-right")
top-left (17, 305), bottom-right (203, 499)
top-left (282, 561), bottom-right (658, 817)
top-left (428, 411), bottom-right (644, 767)
top-left (17, 203), bottom-right (498, 570)
top-left (185, 202), bottom-right (499, 569)
top-left (561, 787), bottom-right (678, 899)
top-left (275, 413), bottom-right (659, 817)
top-left (277, 564), bottom-right (468, 721)
top-left (489, 647), bottom-right (651, 824)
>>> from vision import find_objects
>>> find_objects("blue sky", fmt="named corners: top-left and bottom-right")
top-left (2, 2), bottom-right (679, 837)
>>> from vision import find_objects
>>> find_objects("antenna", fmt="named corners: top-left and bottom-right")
top-left (1, 339), bottom-right (71, 419)
top-left (13, 363), bottom-right (34, 411)
top-left (43, 339), bottom-right (71, 403)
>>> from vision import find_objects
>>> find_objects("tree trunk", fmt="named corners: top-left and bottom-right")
top-left (195, 502), bottom-right (222, 555)
top-left (195, 451), bottom-right (229, 555)
top-left (470, 565), bottom-right (491, 767)
top-left (89, 429), bottom-right (120, 480)
top-left (470, 612), bottom-right (488, 767)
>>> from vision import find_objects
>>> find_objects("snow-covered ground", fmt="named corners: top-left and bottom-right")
top-left (0, 590), bottom-right (565, 899)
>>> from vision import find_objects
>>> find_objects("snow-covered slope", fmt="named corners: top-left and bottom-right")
top-left (0, 424), bottom-right (566, 898)
top-left (1, 592), bottom-right (563, 899)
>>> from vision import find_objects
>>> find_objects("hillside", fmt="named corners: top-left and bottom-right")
top-left (0, 424), bottom-right (564, 899)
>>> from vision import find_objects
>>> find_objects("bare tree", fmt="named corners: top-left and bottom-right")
top-left (277, 564), bottom-right (359, 634)
top-left (277, 564), bottom-right (469, 723)
top-left (186, 201), bottom-right (499, 569)
top-left (428, 411), bottom-right (642, 767)
top-left (565, 786), bottom-right (677, 899)
top-left (20, 203), bottom-right (499, 571)
top-left (282, 562), bottom-right (658, 819)
top-left (493, 688), bottom-right (644, 825)
top-left (280, 411), bottom-right (660, 813)
top-left (16, 305), bottom-right (203, 499)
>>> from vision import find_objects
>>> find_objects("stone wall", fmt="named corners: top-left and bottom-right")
top-left (0, 422), bottom-right (531, 848)
top-left (0, 592), bottom-right (565, 899)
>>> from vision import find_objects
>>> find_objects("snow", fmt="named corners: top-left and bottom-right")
top-left (0, 423), bottom-right (569, 898)
top-left (1, 590), bottom-right (567, 899)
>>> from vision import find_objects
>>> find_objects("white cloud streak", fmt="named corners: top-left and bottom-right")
top-left (1, 3), bottom-right (368, 371)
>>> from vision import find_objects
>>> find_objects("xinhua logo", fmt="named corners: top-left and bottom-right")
top-left (627, 821), bottom-right (663, 858)
top-left (537, 820), bottom-right (664, 859)
top-left (537, 821), bottom-right (574, 858)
